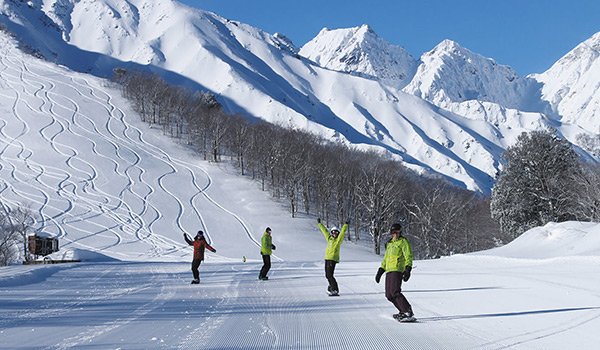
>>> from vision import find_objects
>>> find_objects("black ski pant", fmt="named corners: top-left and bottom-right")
top-left (191, 259), bottom-right (202, 280)
top-left (385, 271), bottom-right (412, 313)
top-left (259, 254), bottom-right (271, 278)
top-left (325, 260), bottom-right (339, 292)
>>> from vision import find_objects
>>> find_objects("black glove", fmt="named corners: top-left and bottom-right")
top-left (271, 244), bottom-right (276, 250)
top-left (317, 218), bottom-right (321, 224)
top-left (375, 267), bottom-right (385, 283)
top-left (403, 266), bottom-right (412, 282)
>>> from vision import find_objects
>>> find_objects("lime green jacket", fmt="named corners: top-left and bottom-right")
top-left (261, 232), bottom-right (273, 255)
top-left (381, 236), bottom-right (413, 272)
top-left (319, 223), bottom-right (348, 262)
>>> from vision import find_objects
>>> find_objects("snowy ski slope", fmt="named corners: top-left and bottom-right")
top-left (0, 31), bottom-right (599, 350)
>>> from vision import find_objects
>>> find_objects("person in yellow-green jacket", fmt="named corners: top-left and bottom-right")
top-left (375, 223), bottom-right (415, 322)
top-left (318, 218), bottom-right (349, 296)
top-left (259, 227), bottom-right (276, 280)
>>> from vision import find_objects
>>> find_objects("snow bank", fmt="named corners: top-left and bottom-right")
top-left (45, 248), bottom-right (118, 262)
top-left (474, 221), bottom-right (600, 259)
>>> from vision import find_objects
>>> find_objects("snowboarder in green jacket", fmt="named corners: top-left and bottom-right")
top-left (375, 223), bottom-right (415, 321)
top-left (259, 227), bottom-right (276, 280)
top-left (318, 218), bottom-right (349, 296)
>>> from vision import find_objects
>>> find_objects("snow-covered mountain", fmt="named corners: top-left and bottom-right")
top-left (532, 32), bottom-right (600, 133)
top-left (1, 0), bottom-right (599, 193)
top-left (402, 39), bottom-right (546, 113)
top-left (299, 24), bottom-right (417, 88)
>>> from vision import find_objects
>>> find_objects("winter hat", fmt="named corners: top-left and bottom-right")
top-left (390, 223), bottom-right (402, 233)
top-left (331, 226), bottom-right (340, 233)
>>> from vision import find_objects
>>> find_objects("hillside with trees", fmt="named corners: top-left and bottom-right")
top-left (112, 69), bottom-right (502, 258)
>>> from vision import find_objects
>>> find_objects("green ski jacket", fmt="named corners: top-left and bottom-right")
top-left (261, 232), bottom-right (273, 255)
top-left (319, 222), bottom-right (348, 262)
top-left (381, 236), bottom-right (413, 273)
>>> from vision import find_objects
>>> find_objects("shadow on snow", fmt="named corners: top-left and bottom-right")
top-left (418, 307), bottom-right (600, 322)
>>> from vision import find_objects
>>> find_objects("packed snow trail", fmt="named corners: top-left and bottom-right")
top-left (0, 261), bottom-right (486, 350)
top-left (2, 255), bottom-right (599, 349)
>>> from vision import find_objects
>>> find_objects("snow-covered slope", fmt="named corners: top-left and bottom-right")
top-left (0, 0), bottom-right (507, 191)
top-left (1, 30), bottom-right (372, 262)
top-left (1, 219), bottom-right (598, 349)
top-left (299, 24), bottom-right (417, 88)
top-left (473, 221), bottom-right (600, 259)
top-left (532, 32), bottom-right (600, 133)
top-left (1, 0), bottom-right (599, 193)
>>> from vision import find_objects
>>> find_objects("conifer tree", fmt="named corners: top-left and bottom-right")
top-left (491, 130), bottom-right (582, 239)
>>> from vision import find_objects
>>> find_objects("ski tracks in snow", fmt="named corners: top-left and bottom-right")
top-left (0, 38), bottom-right (258, 260)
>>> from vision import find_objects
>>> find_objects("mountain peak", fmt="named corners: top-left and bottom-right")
top-left (426, 39), bottom-right (488, 64)
top-left (356, 23), bottom-right (375, 35)
top-left (300, 25), bottom-right (416, 87)
top-left (533, 30), bottom-right (600, 130)
top-left (436, 39), bottom-right (463, 51)
top-left (403, 39), bottom-right (533, 110)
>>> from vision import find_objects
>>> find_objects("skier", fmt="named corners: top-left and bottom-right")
top-left (375, 223), bottom-right (415, 322)
top-left (318, 218), bottom-right (349, 296)
top-left (259, 227), bottom-right (276, 280)
top-left (184, 230), bottom-right (216, 284)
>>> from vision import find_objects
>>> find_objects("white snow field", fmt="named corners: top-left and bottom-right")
top-left (1, 225), bottom-right (600, 350)
top-left (0, 34), bottom-right (599, 349)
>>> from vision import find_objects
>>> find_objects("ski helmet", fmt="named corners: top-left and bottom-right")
top-left (196, 230), bottom-right (204, 238)
top-left (266, 227), bottom-right (272, 233)
top-left (331, 226), bottom-right (340, 234)
top-left (390, 223), bottom-right (402, 233)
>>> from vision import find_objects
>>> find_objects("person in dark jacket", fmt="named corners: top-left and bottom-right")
top-left (184, 230), bottom-right (216, 284)
top-left (375, 223), bottom-right (415, 321)
top-left (259, 227), bottom-right (276, 280)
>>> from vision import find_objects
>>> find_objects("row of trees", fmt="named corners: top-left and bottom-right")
top-left (112, 70), bottom-right (503, 258)
top-left (0, 203), bottom-right (36, 266)
top-left (491, 130), bottom-right (600, 239)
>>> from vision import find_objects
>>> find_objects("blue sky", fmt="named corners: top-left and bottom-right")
top-left (182, 0), bottom-right (600, 76)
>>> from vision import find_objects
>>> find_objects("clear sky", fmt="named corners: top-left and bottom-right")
top-left (180, 0), bottom-right (600, 76)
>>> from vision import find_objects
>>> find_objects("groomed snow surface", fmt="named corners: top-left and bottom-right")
top-left (0, 34), bottom-right (599, 349)
top-left (2, 226), bottom-right (600, 350)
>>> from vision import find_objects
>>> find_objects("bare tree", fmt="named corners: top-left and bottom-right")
top-left (6, 204), bottom-right (37, 263)
top-left (356, 158), bottom-right (403, 254)
top-left (572, 163), bottom-right (600, 221)
top-left (227, 113), bottom-right (252, 175)
top-left (0, 203), bottom-right (21, 266)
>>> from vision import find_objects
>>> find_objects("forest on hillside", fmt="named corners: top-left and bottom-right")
top-left (112, 69), bottom-right (502, 258)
